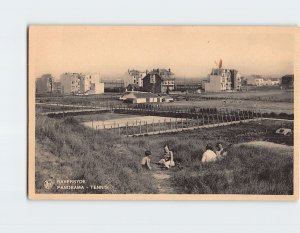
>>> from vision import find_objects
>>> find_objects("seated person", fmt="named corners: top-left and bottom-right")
top-left (201, 143), bottom-right (218, 163)
top-left (215, 142), bottom-right (228, 159)
top-left (159, 145), bottom-right (175, 169)
top-left (141, 150), bottom-right (152, 170)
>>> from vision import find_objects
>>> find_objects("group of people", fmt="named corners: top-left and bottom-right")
top-left (141, 143), bottom-right (227, 170)
top-left (201, 143), bottom-right (227, 163)
top-left (141, 145), bottom-right (175, 170)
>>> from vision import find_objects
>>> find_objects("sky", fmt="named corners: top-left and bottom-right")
top-left (30, 26), bottom-right (295, 81)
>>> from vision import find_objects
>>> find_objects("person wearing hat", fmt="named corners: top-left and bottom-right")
top-left (141, 150), bottom-right (152, 170)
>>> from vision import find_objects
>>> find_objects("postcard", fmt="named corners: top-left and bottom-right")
top-left (28, 26), bottom-right (299, 200)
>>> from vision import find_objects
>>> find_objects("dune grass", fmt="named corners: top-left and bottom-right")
top-left (123, 120), bottom-right (294, 195)
top-left (171, 145), bottom-right (293, 195)
top-left (35, 116), bottom-right (158, 194)
top-left (35, 115), bottom-right (294, 195)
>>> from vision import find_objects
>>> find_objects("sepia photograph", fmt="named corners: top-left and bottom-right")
top-left (28, 26), bottom-right (298, 200)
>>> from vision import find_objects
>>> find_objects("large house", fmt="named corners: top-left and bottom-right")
top-left (142, 68), bottom-right (175, 93)
top-left (281, 75), bottom-right (294, 89)
top-left (60, 73), bottom-right (104, 95)
top-left (128, 69), bottom-right (146, 87)
top-left (205, 68), bottom-right (241, 92)
top-left (36, 74), bottom-right (61, 94)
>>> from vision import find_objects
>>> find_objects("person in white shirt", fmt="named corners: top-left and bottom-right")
top-left (159, 145), bottom-right (175, 169)
top-left (141, 150), bottom-right (152, 170)
top-left (202, 143), bottom-right (218, 163)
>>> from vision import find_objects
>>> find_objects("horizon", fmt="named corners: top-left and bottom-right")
top-left (30, 26), bottom-right (295, 81)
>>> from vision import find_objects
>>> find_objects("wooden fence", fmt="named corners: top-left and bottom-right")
top-left (94, 109), bottom-right (261, 137)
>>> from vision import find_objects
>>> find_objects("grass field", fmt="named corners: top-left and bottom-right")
top-left (174, 89), bottom-right (294, 102)
top-left (161, 99), bottom-right (293, 114)
top-left (36, 89), bottom-right (294, 114)
top-left (35, 114), bottom-right (294, 195)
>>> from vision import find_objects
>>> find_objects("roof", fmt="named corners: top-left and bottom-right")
top-left (148, 68), bottom-right (174, 76)
top-left (127, 83), bottom-right (140, 88)
top-left (132, 92), bottom-right (159, 98)
top-left (129, 69), bottom-right (145, 76)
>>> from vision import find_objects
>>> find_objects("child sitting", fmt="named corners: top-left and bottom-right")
top-left (159, 145), bottom-right (175, 169)
top-left (141, 150), bottom-right (152, 170)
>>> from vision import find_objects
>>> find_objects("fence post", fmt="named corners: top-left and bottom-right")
top-left (170, 118), bottom-right (172, 130)
top-left (152, 120), bottom-right (154, 133)
top-left (146, 122), bottom-right (148, 134)
top-left (181, 118), bottom-right (184, 130)
top-left (126, 123), bottom-right (128, 136)
top-left (118, 124), bottom-right (120, 136)
top-left (158, 120), bottom-right (161, 133)
top-left (139, 121), bottom-right (142, 134)
top-left (197, 115), bottom-right (199, 128)
top-left (259, 110), bottom-right (262, 120)
top-left (132, 123), bottom-right (135, 135)
top-left (229, 113), bottom-right (232, 122)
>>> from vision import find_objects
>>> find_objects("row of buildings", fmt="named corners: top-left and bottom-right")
top-left (128, 68), bottom-right (176, 93)
top-left (246, 75), bottom-right (281, 86)
top-left (36, 73), bottom-right (104, 95)
top-left (127, 67), bottom-right (242, 93)
top-left (36, 66), bottom-right (292, 95)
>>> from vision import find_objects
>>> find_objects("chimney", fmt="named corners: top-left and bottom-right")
top-left (168, 68), bottom-right (171, 72)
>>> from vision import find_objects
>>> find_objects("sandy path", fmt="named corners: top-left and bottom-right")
top-left (149, 164), bottom-right (177, 194)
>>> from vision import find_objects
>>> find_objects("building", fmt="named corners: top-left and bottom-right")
top-left (120, 91), bottom-right (162, 103)
top-left (126, 83), bottom-right (141, 92)
top-left (205, 68), bottom-right (241, 92)
top-left (246, 75), bottom-right (280, 86)
top-left (142, 68), bottom-right (175, 93)
top-left (266, 78), bottom-right (280, 86)
top-left (88, 82), bottom-right (104, 95)
top-left (36, 74), bottom-right (62, 94)
top-left (128, 69), bottom-right (146, 87)
top-left (281, 75), bottom-right (294, 89)
top-left (52, 81), bottom-right (62, 94)
top-left (36, 74), bottom-right (54, 94)
top-left (174, 79), bottom-right (202, 92)
top-left (102, 79), bottom-right (125, 93)
top-left (246, 75), bottom-right (263, 86)
top-left (60, 73), bottom-right (82, 94)
top-left (60, 72), bottom-right (104, 95)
